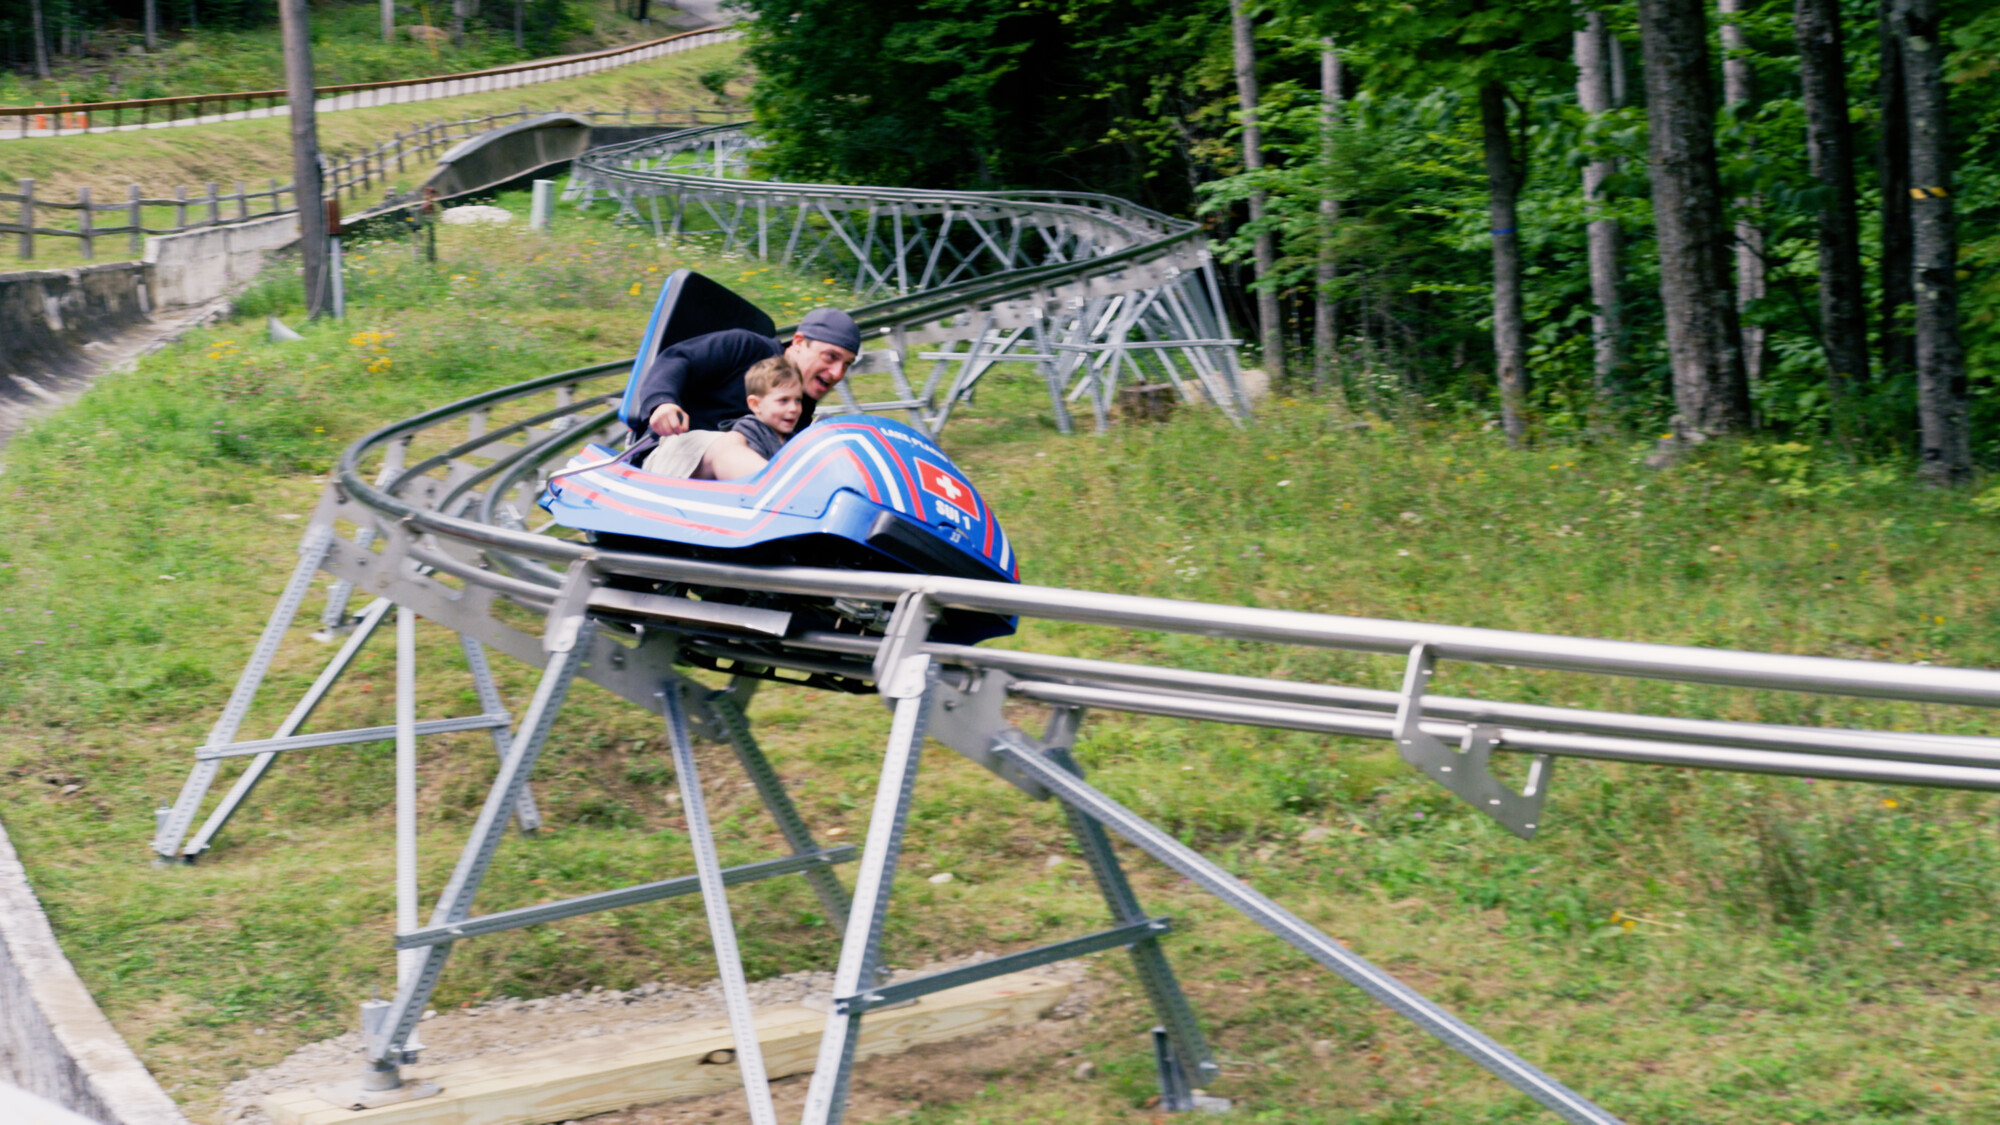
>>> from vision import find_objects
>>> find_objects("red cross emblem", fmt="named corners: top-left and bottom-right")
top-left (917, 460), bottom-right (974, 516)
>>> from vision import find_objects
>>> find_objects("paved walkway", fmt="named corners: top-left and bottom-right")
top-left (0, 296), bottom-right (230, 453)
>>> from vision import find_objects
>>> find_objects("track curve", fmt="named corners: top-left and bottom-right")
top-left (324, 119), bottom-right (1252, 598)
top-left (149, 121), bottom-right (2000, 1125)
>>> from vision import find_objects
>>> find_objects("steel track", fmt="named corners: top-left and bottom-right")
top-left (151, 122), bottom-right (2000, 1125)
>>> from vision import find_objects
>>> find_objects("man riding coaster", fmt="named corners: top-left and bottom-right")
top-left (630, 306), bottom-right (861, 481)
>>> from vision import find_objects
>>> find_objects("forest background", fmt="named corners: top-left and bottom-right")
top-left (3, 0), bottom-right (1998, 477)
top-left (736, 0), bottom-right (2000, 484)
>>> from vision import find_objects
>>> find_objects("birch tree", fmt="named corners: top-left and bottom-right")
top-left (1483, 82), bottom-right (1529, 445)
top-left (1575, 9), bottom-right (1623, 405)
top-left (1230, 0), bottom-right (1287, 381)
top-left (1717, 0), bottom-right (1766, 385)
top-left (1314, 39), bottom-right (1342, 388)
top-left (1894, 0), bottom-right (1970, 483)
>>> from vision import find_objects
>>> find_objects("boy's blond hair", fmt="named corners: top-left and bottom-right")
top-left (744, 356), bottom-right (803, 398)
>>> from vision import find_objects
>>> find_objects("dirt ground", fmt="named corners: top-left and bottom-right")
top-left (220, 956), bottom-right (1100, 1125)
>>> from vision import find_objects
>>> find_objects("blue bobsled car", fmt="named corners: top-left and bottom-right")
top-left (542, 270), bottom-right (1019, 655)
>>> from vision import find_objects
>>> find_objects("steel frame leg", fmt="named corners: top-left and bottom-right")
top-left (460, 635), bottom-right (540, 833)
top-left (997, 742), bottom-right (1625, 1125)
top-left (1047, 745), bottom-right (1216, 1091)
top-left (179, 596), bottom-right (392, 859)
top-left (396, 607), bottom-right (421, 988)
top-left (153, 523), bottom-right (336, 859)
top-left (364, 642), bottom-right (588, 1082)
top-left (798, 658), bottom-right (937, 1125)
top-left (704, 689), bottom-right (852, 927)
top-left (663, 686), bottom-right (780, 1125)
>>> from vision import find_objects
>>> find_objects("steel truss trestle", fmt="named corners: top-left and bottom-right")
top-left (570, 123), bottom-right (1252, 436)
top-left (154, 123), bottom-right (2000, 1125)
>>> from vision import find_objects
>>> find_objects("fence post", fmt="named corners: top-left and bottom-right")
top-left (237, 181), bottom-right (249, 221)
top-left (394, 131), bottom-right (405, 173)
top-left (267, 178), bottom-right (280, 217)
top-left (78, 184), bottom-right (93, 261)
top-left (207, 182), bottom-right (220, 227)
top-left (128, 184), bottom-right (142, 256)
top-left (17, 178), bottom-right (32, 261)
top-left (175, 184), bottom-right (187, 229)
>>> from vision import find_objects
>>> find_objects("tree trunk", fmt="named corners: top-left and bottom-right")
top-left (1576, 10), bottom-right (1623, 407)
top-left (1877, 0), bottom-right (1915, 380)
top-left (1795, 0), bottom-right (1870, 435)
top-left (144, 0), bottom-right (157, 51)
top-left (281, 0), bottom-right (331, 320)
top-left (452, 0), bottom-right (469, 46)
top-left (1483, 82), bottom-right (1528, 446)
top-left (515, 0), bottom-right (525, 49)
top-left (1229, 0), bottom-right (1286, 382)
top-left (1718, 0), bottom-right (1767, 387)
top-left (1896, 0), bottom-right (1969, 484)
top-left (29, 0), bottom-right (48, 79)
top-left (1639, 0), bottom-right (1752, 437)
top-left (382, 0), bottom-right (394, 43)
top-left (1314, 39), bottom-right (1341, 389)
top-left (1609, 30), bottom-right (1628, 107)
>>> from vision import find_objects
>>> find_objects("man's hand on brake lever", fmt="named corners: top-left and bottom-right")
top-left (649, 403), bottom-right (690, 436)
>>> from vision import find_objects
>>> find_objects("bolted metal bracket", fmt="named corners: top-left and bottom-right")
top-left (927, 667), bottom-right (1048, 799)
top-left (872, 592), bottom-right (938, 700)
top-left (1394, 644), bottom-right (1554, 840)
top-left (543, 560), bottom-right (602, 654)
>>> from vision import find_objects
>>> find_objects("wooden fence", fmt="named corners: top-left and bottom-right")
top-left (0, 25), bottom-right (737, 138)
top-left (0, 105), bottom-right (727, 262)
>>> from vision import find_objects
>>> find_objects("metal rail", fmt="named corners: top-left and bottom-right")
top-left (151, 121), bottom-right (2000, 1124)
top-left (571, 124), bottom-right (1253, 433)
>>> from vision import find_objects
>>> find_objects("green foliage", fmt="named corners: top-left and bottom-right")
top-left (738, 0), bottom-right (1999, 462)
top-left (737, 0), bottom-right (1238, 213)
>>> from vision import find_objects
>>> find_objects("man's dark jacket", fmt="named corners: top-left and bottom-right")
top-left (631, 330), bottom-right (819, 436)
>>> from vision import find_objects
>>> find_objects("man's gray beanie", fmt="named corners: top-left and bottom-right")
top-left (797, 307), bottom-right (861, 355)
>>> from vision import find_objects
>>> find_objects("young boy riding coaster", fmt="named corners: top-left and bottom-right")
top-left (632, 307), bottom-right (860, 481)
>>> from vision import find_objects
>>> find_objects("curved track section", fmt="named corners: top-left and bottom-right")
top-left (575, 123), bottom-right (1251, 434)
top-left (146, 122), bottom-right (2000, 1125)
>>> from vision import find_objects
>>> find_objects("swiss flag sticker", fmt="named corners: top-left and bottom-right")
top-left (917, 460), bottom-right (976, 517)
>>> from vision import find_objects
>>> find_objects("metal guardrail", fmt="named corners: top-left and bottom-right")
top-left (146, 123), bottom-right (2000, 1125)
top-left (0, 25), bottom-right (740, 139)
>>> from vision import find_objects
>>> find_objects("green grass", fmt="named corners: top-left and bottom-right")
top-left (2, 40), bottom-right (747, 268)
top-left (6, 202), bottom-right (2000, 1123)
top-left (0, 0), bottom-right (708, 108)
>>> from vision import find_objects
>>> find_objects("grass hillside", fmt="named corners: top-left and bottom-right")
top-left (0, 40), bottom-right (746, 268)
top-left (0, 0), bottom-right (714, 107)
top-left (3, 201), bottom-right (2000, 1124)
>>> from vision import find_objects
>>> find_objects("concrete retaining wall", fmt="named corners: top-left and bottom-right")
top-left (0, 262), bottom-right (153, 380)
top-left (0, 818), bottom-right (191, 1125)
top-left (144, 212), bottom-right (299, 310)
top-left (0, 212), bottom-right (297, 382)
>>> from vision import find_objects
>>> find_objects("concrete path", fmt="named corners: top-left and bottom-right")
top-left (0, 296), bottom-right (229, 453)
